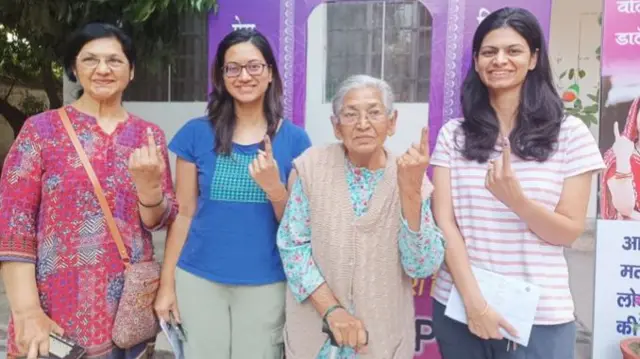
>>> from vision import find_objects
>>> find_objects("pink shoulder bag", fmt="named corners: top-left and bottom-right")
top-left (59, 108), bottom-right (161, 349)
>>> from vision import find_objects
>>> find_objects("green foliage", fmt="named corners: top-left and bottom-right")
top-left (0, 0), bottom-right (218, 136)
top-left (557, 13), bottom-right (602, 128)
top-left (1, 0), bottom-right (218, 75)
top-left (564, 87), bottom-right (601, 127)
top-left (0, 25), bottom-right (50, 86)
top-left (19, 93), bottom-right (49, 117)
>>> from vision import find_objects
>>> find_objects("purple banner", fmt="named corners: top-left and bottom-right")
top-left (208, 1), bottom-right (551, 357)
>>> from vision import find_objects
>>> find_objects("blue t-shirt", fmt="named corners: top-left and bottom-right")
top-left (168, 117), bottom-right (311, 285)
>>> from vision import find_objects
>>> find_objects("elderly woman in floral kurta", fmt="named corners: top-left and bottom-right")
top-left (0, 23), bottom-right (177, 359)
top-left (277, 74), bottom-right (445, 359)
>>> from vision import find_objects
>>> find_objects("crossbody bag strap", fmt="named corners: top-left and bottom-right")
top-left (58, 108), bottom-right (131, 267)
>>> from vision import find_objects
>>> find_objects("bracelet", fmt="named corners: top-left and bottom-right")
top-left (322, 304), bottom-right (344, 323)
top-left (468, 302), bottom-right (489, 319)
top-left (139, 194), bottom-right (165, 208)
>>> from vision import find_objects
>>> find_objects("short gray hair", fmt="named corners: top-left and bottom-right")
top-left (331, 74), bottom-right (395, 116)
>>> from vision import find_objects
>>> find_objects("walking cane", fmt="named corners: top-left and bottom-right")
top-left (322, 322), bottom-right (369, 359)
top-left (322, 321), bottom-right (340, 359)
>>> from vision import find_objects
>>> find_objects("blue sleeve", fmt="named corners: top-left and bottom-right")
top-left (398, 198), bottom-right (446, 279)
top-left (168, 118), bottom-right (206, 163)
top-left (292, 125), bottom-right (312, 159)
top-left (277, 177), bottom-right (326, 303)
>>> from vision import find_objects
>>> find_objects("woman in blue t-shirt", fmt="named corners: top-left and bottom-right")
top-left (155, 28), bottom-right (312, 358)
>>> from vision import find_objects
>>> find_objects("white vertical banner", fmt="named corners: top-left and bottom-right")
top-left (592, 220), bottom-right (640, 359)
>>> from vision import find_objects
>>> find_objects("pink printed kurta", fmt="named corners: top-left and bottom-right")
top-left (0, 106), bottom-right (177, 357)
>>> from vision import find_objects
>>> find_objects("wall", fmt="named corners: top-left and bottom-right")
top-left (122, 102), bottom-right (208, 175)
top-left (548, 0), bottom-right (603, 221)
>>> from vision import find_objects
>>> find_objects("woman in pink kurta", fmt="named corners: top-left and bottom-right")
top-left (601, 98), bottom-right (640, 220)
top-left (0, 23), bottom-right (177, 358)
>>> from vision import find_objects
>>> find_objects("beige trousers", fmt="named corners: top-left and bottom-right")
top-left (175, 267), bottom-right (285, 359)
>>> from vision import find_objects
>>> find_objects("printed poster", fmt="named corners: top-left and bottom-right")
top-left (593, 1), bottom-right (640, 358)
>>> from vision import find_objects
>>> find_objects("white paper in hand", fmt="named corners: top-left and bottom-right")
top-left (444, 266), bottom-right (541, 347)
top-left (160, 318), bottom-right (185, 359)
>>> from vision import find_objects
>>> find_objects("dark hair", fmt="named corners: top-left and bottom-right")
top-left (63, 22), bottom-right (136, 82)
top-left (459, 7), bottom-right (563, 163)
top-left (207, 29), bottom-right (283, 155)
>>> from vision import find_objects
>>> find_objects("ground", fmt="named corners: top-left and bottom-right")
top-left (0, 227), bottom-right (598, 358)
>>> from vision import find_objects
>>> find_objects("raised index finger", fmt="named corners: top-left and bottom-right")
top-left (264, 135), bottom-right (273, 160)
top-left (613, 121), bottom-right (621, 139)
top-left (419, 126), bottom-right (429, 155)
top-left (502, 137), bottom-right (512, 171)
top-left (147, 127), bottom-right (158, 158)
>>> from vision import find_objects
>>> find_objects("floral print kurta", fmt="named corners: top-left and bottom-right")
top-left (0, 106), bottom-right (178, 358)
top-left (277, 160), bottom-right (445, 359)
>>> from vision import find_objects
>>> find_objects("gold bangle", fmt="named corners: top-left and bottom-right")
top-left (469, 302), bottom-right (489, 319)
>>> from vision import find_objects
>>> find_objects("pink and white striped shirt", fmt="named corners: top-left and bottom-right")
top-left (430, 116), bottom-right (604, 325)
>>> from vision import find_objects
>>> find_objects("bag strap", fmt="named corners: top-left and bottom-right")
top-left (58, 108), bottom-right (131, 267)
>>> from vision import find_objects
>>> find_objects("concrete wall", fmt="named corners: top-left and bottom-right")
top-left (122, 102), bottom-right (208, 176)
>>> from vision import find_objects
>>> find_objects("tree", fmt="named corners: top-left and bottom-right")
top-left (0, 0), bottom-right (219, 136)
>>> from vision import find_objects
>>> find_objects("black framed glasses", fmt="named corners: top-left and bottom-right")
top-left (223, 61), bottom-right (268, 77)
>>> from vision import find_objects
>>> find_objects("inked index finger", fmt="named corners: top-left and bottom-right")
top-left (420, 126), bottom-right (429, 155)
top-left (147, 127), bottom-right (157, 147)
top-left (264, 135), bottom-right (273, 159)
top-left (502, 137), bottom-right (512, 171)
top-left (147, 127), bottom-right (158, 158)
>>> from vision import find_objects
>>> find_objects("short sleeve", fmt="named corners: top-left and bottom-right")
top-left (430, 119), bottom-right (459, 168)
top-left (563, 116), bottom-right (605, 179)
top-left (168, 118), bottom-right (205, 163)
top-left (293, 127), bottom-right (312, 159)
top-left (0, 117), bottom-right (43, 263)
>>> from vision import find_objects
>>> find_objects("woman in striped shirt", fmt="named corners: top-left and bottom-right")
top-left (430, 7), bottom-right (604, 359)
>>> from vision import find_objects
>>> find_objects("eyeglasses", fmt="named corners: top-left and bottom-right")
top-left (223, 61), bottom-right (268, 77)
top-left (338, 108), bottom-right (388, 125)
top-left (77, 56), bottom-right (128, 70)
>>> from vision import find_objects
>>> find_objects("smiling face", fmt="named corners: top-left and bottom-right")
top-left (332, 86), bottom-right (396, 156)
top-left (474, 26), bottom-right (537, 94)
top-left (222, 42), bottom-right (273, 105)
top-left (74, 37), bottom-right (133, 102)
